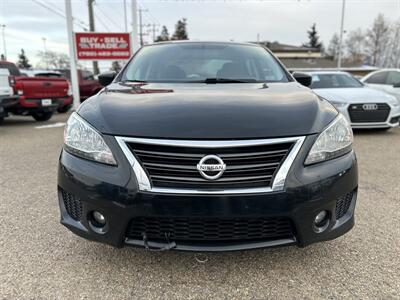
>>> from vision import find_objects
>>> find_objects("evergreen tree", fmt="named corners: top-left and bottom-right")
top-left (155, 26), bottom-right (170, 42)
top-left (171, 18), bottom-right (189, 40)
top-left (17, 49), bottom-right (32, 69)
top-left (304, 23), bottom-right (322, 50)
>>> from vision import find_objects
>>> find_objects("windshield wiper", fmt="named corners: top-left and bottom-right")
top-left (120, 79), bottom-right (149, 84)
top-left (203, 78), bottom-right (257, 84)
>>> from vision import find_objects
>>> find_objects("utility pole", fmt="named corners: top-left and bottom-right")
top-left (1, 25), bottom-right (6, 60)
top-left (152, 23), bottom-right (156, 42)
top-left (88, 0), bottom-right (100, 74)
top-left (337, 0), bottom-right (346, 69)
top-left (139, 8), bottom-right (144, 46)
top-left (64, 0), bottom-right (80, 110)
top-left (123, 0), bottom-right (128, 32)
top-left (150, 23), bottom-right (160, 43)
top-left (131, 0), bottom-right (139, 52)
top-left (138, 8), bottom-right (150, 46)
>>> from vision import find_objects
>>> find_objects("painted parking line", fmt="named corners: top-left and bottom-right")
top-left (35, 122), bottom-right (66, 129)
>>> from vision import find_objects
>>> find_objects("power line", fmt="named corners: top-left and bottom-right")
top-left (94, 13), bottom-right (111, 31)
top-left (44, 0), bottom-right (89, 29)
top-left (31, 0), bottom-right (89, 31)
top-left (138, 0), bottom-right (161, 26)
top-left (95, 3), bottom-right (125, 31)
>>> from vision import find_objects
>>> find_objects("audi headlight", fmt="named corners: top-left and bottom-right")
top-left (305, 114), bottom-right (353, 165)
top-left (329, 101), bottom-right (347, 108)
top-left (64, 112), bottom-right (117, 165)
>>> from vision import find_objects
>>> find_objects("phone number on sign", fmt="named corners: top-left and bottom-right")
top-left (78, 51), bottom-right (130, 57)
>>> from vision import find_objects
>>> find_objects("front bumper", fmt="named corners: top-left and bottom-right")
top-left (57, 134), bottom-right (358, 251)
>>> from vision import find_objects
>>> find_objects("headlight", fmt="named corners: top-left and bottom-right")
top-left (329, 101), bottom-right (347, 108)
top-left (64, 112), bottom-right (117, 165)
top-left (305, 114), bottom-right (353, 165)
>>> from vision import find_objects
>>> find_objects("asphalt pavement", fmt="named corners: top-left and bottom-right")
top-left (0, 113), bottom-right (399, 299)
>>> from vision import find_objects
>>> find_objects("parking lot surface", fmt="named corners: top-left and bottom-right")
top-left (0, 113), bottom-right (399, 299)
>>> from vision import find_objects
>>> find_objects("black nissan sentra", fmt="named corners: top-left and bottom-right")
top-left (59, 41), bottom-right (357, 251)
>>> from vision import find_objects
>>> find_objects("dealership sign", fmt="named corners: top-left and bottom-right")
top-left (75, 32), bottom-right (131, 60)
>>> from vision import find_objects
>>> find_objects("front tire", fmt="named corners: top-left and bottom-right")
top-left (32, 111), bottom-right (53, 121)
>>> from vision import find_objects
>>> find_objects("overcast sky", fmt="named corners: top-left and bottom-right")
top-left (0, 0), bottom-right (399, 70)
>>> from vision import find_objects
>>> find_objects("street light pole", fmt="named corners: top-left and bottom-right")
top-left (65, 0), bottom-right (81, 111)
top-left (42, 37), bottom-right (47, 53)
top-left (337, 0), bottom-right (346, 69)
top-left (123, 0), bottom-right (128, 32)
top-left (1, 25), bottom-right (7, 60)
top-left (42, 37), bottom-right (48, 69)
top-left (131, 0), bottom-right (139, 53)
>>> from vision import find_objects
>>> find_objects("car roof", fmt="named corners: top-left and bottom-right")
top-left (144, 40), bottom-right (262, 48)
top-left (368, 68), bottom-right (400, 73)
top-left (306, 71), bottom-right (351, 75)
top-left (22, 69), bottom-right (62, 76)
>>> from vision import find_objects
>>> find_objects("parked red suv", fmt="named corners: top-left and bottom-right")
top-left (57, 69), bottom-right (102, 109)
top-left (0, 61), bottom-right (72, 121)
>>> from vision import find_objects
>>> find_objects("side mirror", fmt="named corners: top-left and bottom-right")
top-left (393, 82), bottom-right (400, 88)
top-left (98, 72), bottom-right (117, 87)
top-left (292, 72), bottom-right (312, 87)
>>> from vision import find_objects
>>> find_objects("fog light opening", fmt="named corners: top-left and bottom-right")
top-left (313, 210), bottom-right (330, 233)
top-left (90, 211), bottom-right (106, 228)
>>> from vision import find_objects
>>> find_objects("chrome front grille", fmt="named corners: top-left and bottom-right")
top-left (129, 142), bottom-right (293, 190)
top-left (116, 137), bottom-right (305, 194)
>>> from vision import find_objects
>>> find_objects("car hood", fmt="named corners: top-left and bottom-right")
top-left (313, 87), bottom-right (396, 104)
top-left (78, 82), bottom-right (337, 139)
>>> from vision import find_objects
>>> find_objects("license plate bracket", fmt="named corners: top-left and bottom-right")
top-left (41, 99), bottom-right (52, 106)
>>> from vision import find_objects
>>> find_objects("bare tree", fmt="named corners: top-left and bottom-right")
top-left (326, 33), bottom-right (340, 59)
top-left (36, 51), bottom-right (70, 69)
top-left (385, 20), bottom-right (400, 68)
top-left (345, 28), bottom-right (366, 63)
top-left (365, 14), bottom-right (390, 66)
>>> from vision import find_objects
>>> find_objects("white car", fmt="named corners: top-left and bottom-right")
top-left (309, 71), bottom-right (400, 129)
top-left (0, 68), bottom-right (18, 124)
top-left (361, 69), bottom-right (400, 104)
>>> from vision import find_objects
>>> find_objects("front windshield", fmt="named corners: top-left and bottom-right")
top-left (120, 43), bottom-right (289, 83)
top-left (310, 73), bottom-right (363, 89)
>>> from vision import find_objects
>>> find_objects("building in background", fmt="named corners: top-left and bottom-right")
top-left (256, 41), bottom-right (377, 77)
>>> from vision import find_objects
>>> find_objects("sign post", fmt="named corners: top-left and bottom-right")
top-left (75, 32), bottom-right (131, 60)
top-left (65, 0), bottom-right (80, 111)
